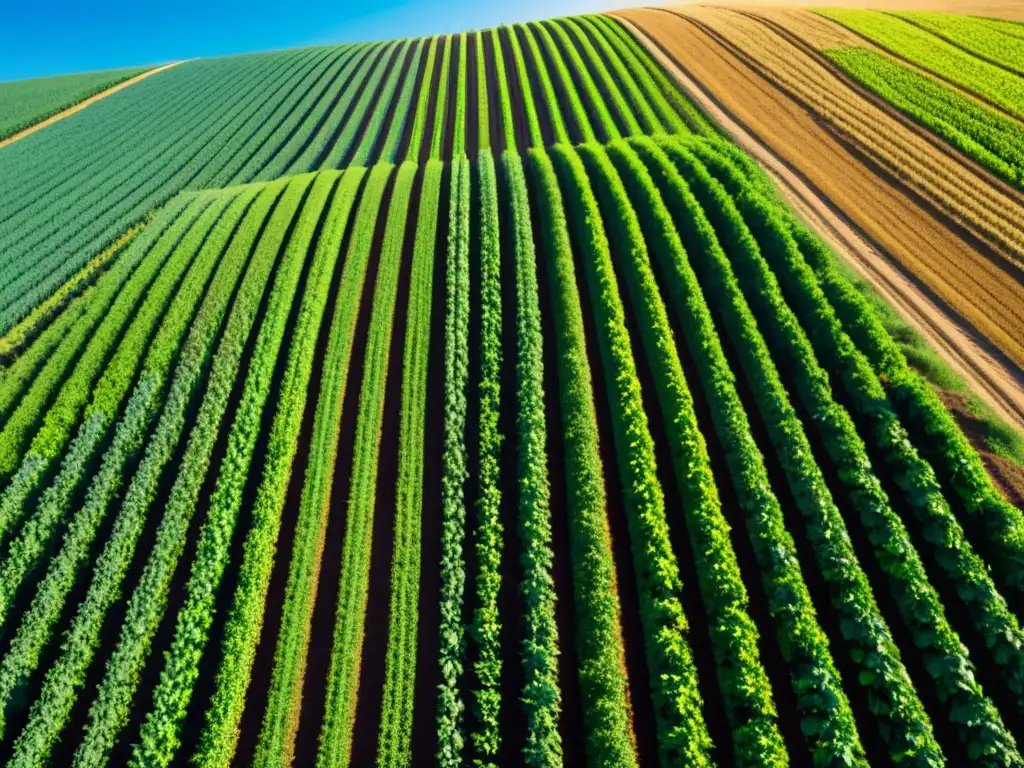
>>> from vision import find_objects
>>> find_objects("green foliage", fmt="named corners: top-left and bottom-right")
top-left (477, 32), bottom-right (491, 152)
top-left (556, 18), bottom-right (642, 136)
top-left (0, 65), bottom-right (150, 140)
top-left (527, 147), bottom-right (637, 768)
top-left (504, 26), bottom-right (549, 147)
top-left (405, 37), bottom-right (440, 161)
top-left (379, 40), bottom-right (428, 164)
top-left (529, 22), bottom-right (598, 142)
top-left (452, 34), bottom-right (468, 157)
top-left (377, 160), bottom-right (442, 768)
top-left (654, 134), bottom-right (945, 766)
top-left (3, 174), bottom-right (309, 767)
top-left (469, 151), bottom-right (505, 767)
top-left (568, 141), bottom-right (776, 768)
top-left (317, 162), bottom-right (416, 768)
top-left (351, 40), bottom-right (417, 166)
top-left (826, 47), bottom-right (1024, 187)
top-left (325, 41), bottom-right (405, 168)
top-left (889, 11), bottom-right (1024, 76)
top-left (437, 154), bottom-right (471, 768)
top-left (625, 134), bottom-right (867, 767)
top-left (504, 150), bottom-right (562, 768)
top-left (517, 24), bottom-right (575, 144)
top-left (675, 135), bottom-right (1024, 765)
top-left (431, 36), bottom-right (454, 160)
top-left (490, 30), bottom-right (520, 150)
top-left (132, 170), bottom-right (353, 768)
top-left (816, 9), bottom-right (1024, 120)
top-left (573, 16), bottom-right (663, 134)
top-left (201, 167), bottom-right (377, 768)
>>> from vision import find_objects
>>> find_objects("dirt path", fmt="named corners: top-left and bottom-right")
top-left (612, 13), bottom-right (1024, 432)
top-left (0, 62), bottom-right (182, 150)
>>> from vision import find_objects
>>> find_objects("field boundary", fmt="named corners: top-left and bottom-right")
top-left (611, 12), bottom-right (1024, 432)
top-left (0, 62), bottom-right (182, 150)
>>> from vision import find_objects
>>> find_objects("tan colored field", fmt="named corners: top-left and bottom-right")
top-left (613, 7), bottom-right (1024, 427)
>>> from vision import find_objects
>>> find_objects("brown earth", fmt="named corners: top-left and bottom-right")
top-left (654, 0), bottom-right (1024, 21)
top-left (0, 62), bottom-right (182, 150)
top-left (612, 9), bottom-right (1024, 433)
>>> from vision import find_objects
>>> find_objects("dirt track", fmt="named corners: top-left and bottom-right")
top-left (612, 11), bottom-right (1024, 432)
top-left (0, 62), bottom-right (182, 150)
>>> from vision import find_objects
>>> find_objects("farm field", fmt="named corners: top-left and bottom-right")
top-left (0, 6), bottom-right (1023, 768)
top-left (617, 6), bottom-right (1024, 428)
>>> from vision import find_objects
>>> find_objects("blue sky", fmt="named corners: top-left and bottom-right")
top-left (0, 0), bottom-right (647, 82)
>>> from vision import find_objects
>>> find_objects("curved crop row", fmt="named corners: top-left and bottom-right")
top-left (200, 166), bottom-right (382, 768)
top-left (564, 142), bottom-right (781, 768)
top-left (0, 187), bottom-right (260, 630)
top-left (527, 147), bottom-right (637, 768)
top-left (351, 40), bottom-right (418, 166)
top-left (128, 170), bottom-right (355, 768)
top-left (437, 154), bottom-right (471, 768)
top-left (504, 150), bottom-right (561, 768)
top-left (652, 135), bottom-right (945, 766)
top-left (622, 135), bottom-right (868, 767)
top-left (317, 161), bottom-right (417, 768)
top-left (3, 174), bottom-right (309, 768)
top-left (670, 135), bottom-right (1024, 765)
top-left (469, 151), bottom-right (505, 767)
top-left (376, 159), bottom-right (442, 768)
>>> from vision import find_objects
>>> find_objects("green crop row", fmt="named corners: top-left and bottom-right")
top-left (889, 11), bottom-right (1024, 77)
top-left (655, 135), bottom-right (945, 766)
top-left (625, 134), bottom-right (868, 767)
top-left (317, 162), bottom-right (416, 768)
top-left (568, 141), bottom-right (788, 767)
top-left (205, 167), bottom-right (379, 768)
top-left (477, 32), bottom-right (491, 152)
top-left (504, 150), bottom-right (562, 768)
top-left (527, 147), bottom-right (637, 768)
top-left (491, 30), bottom-right (520, 150)
top-left (74, 172), bottom-right (326, 768)
top-left (287, 44), bottom-right (387, 174)
top-left (452, 34), bottom-right (468, 157)
top-left (558, 18), bottom-right (640, 137)
top-left (351, 40), bottom-right (417, 167)
top-left (404, 37), bottom-right (440, 162)
top-left (816, 9), bottom-right (1024, 120)
top-left (575, 16), bottom-right (662, 134)
top-left (376, 159), bottom-right (441, 768)
top-left (3, 174), bottom-right (309, 768)
top-left (323, 41), bottom-right (404, 169)
top-left (529, 23), bottom-right (597, 143)
top-left (825, 47), bottom-right (1024, 187)
top-left (691, 141), bottom-right (1024, 748)
top-left (678, 135), bottom-right (1024, 764)
top-left (430, 36), bottom-right (454, 160)
top-left (437, 154), bottom-right (471, 768)
top-left (469, 151), bottom-right (505, 767)
top-left (270, 44), bottom-right (377, 176)
top-left (517, 25), bottom-right (575, 144)
top-left (130, 170), bottom-right (352, 768)
top-left (0, 187), bottom-right (258, 632)
top-left (504, 26), bottom-right (548, 147)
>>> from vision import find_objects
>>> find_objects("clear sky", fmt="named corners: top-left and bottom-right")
top-left (0, 0), bottom-right (648, 82)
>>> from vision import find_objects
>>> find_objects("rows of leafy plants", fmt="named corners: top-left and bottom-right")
top-left (376, 159), bottom-right (442, 767)
top-left (2, 175), bottom-right (307, 767)
top-left (623, 135), bottom-right (867, 766)
top-left (527, 147), bottom-right (637, 768)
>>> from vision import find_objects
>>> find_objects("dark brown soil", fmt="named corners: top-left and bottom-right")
top-left (416, 36), bottom-right (446, 166)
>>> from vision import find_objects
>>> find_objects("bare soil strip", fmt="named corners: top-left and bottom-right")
top-left (612, 12), bottom-right (1024, 432)
top-left (0, 62), bottom-right (182, 150)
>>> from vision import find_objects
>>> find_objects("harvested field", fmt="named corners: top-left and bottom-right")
top-left (616, 7), bottom-right (1024, 382)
